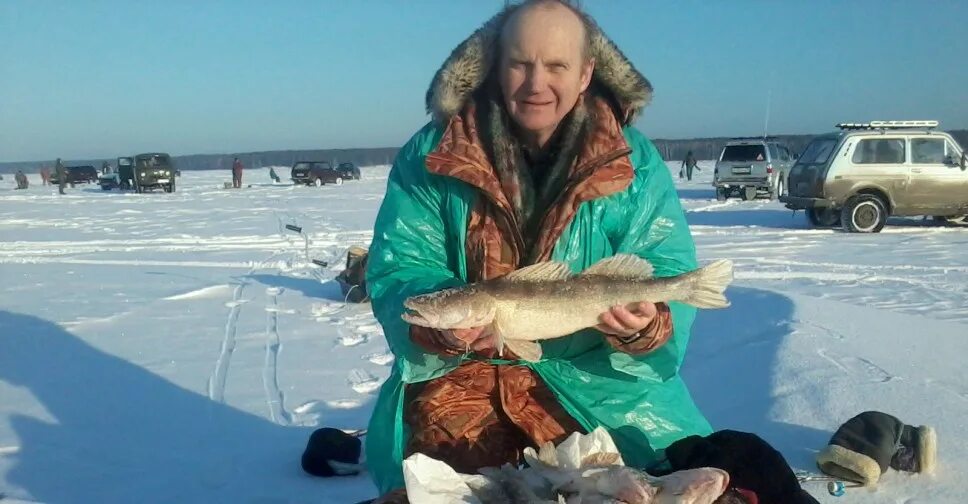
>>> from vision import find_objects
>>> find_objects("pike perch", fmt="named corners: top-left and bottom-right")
top-left (401, 254), bottom-right (733, 361)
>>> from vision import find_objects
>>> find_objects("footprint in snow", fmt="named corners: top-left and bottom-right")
top-left (364, 352), bottom-right (394, 366)
top-left (265, 287), bottom-right (283, 296)
top-left (337, 330), bottom-right (367, 347)
top-left (348, 369), bottom-right (382, 394)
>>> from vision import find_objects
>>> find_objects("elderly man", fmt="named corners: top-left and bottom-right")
top-left (365, 1), bottom-right (711, 500)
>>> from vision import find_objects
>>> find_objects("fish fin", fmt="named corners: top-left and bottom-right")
top-left (504, 339), bottom-right (543, 362)
top-left (683, 259), bottom-right (733, 309)
top-left (578, 254), bottom-right (654, 280)
top-left (503, 261), bottom-right (572, 282)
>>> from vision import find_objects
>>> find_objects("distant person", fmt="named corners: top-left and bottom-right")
top-left (269, 166), bottom-right (281, 183)
top-left (55, 158), bottom-right (66, 195)
top-left (680, 150), bottom-right (700, 181)
top-left (232, 157), bottom-right (243, 188)
top-left (15, 170), bottom-right (28, 189)
top-left (101, 161), bottom-right (111, 175)
top-left (40, 166), bottom-right (51, 186)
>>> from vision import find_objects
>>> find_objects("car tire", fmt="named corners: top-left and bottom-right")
top-left (806, 208), bottom-right (841, 227)
top-left (741, 185), bottom-right (757, 201)
top-left (715, 187), bottom-right (728, 201)
top-left (313, 177), bottom-right (323, 187)
top-left (334, 177), bottom-right (343, 186)
top-left (772, 178), bottom-right (784, 200)
top-left (841, 194), bottom-right (887, 233)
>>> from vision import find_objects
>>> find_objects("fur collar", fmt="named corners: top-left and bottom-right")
top-left (425, 4), bottom-right (653, 126)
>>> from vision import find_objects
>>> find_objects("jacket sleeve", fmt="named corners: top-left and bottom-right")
top-left (365, 126), bottom-right (467, 367)
top-left (608, 129), bottom-right (700, 374)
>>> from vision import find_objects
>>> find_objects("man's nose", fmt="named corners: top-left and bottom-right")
top-left (524, 65), bottom-right (549, 93)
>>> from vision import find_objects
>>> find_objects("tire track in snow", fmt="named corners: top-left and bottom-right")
top-left (262, 287), bottom-right (292, 425)
top-left (207, 251), bottom-right (279, 403)
top-left (208, 282), bottom-right (247, 403)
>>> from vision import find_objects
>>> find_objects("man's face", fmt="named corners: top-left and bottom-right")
top-left (498, 6), bottom-right (594, 147)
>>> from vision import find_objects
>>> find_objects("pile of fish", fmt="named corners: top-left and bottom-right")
top-left (402, 254), bottom-right (734, 361)
top-left (402, 427), bottom-right (730, 504)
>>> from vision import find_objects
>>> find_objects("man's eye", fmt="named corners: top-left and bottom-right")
top-left (548, 63), bottom-right (567, 72)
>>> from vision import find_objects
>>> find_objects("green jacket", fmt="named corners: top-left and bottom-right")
top-left (364, 122), bottom-right (711, 493)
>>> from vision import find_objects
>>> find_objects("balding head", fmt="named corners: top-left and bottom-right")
top-left (497, 0), bottom-right (596, 149)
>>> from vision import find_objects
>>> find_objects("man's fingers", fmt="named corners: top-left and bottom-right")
top-left (610, 305), bottom-right (649, 330)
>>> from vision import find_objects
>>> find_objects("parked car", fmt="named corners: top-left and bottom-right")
top-left (290, 161), bottom-right (346, 186)
top-left (132, 153), bottom-right (176, 193)
top-left (336, 162), bottom-right (361, 180)
top-left (780, 120), bottom-right (967, 233)
top-left (99, 157), bottom-right (136, 190)
top-left (50, 165), bottom-right (99, 186)
top-left (712, 137), bottom-right (797, 201)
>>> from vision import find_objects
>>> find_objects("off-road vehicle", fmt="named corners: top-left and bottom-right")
top-left (780, 121), bottom-right (967, 233)
top-left (336, 162), bottom-right (361, 181)
top-left (290, 161), bottom-right (345, 186)
top-left (133, 153), bottom-right (176, 193)
top-left (51, 165), bottom-right (99, 186)
top-left (713, 137), bottom-right (797, 201)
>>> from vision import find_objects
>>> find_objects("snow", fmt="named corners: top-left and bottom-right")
top-left (1, 162), bottom-right (967, 503)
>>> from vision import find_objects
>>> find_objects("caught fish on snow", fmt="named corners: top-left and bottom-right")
top-left (401, 254), bottom-right (733, 361)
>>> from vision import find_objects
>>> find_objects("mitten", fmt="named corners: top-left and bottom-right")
top-left (816, 410), bottom-right (936, 486)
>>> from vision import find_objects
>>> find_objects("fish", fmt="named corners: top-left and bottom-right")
top-left (401, 254), bottom-right (733, 361)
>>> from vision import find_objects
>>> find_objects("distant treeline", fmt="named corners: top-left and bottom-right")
top-left (3, 130), bottom-right (966, 174)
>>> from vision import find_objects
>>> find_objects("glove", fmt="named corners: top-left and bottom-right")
top-left (816, 410), bottom-right (937, 486)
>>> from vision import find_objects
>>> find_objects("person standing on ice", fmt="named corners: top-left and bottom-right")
top-left (232, 157), bottom-right (244, 188)
top-left (364, 1), bottom-right (711, 501)
top-left (55, 158), bottom-right (66, 195)
top-left (680, 150), bottom-right (699, 181)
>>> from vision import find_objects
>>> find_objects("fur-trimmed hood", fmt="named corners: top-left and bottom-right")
top-left (425, 3), bottom-right (652, 126)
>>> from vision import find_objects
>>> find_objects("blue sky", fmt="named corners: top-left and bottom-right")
top-left (1, 0), bottom-right (966, 162)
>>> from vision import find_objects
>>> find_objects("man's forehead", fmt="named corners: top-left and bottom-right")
top-left (501, 7), bottom-right (586, 60)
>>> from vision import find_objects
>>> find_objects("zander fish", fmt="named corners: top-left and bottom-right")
top-left (401, 254), bottom-right (733, 361)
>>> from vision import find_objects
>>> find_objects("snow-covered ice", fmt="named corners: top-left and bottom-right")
top-left (1, 163), bottom-right (966, 502)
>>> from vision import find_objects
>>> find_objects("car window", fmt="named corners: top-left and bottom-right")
top-left (945, 140), bottom-right (962, 157)
top-left (767, 144), bottom-right (779, 161)
top-left (293, 162), bottom-right (311, 170)
top-left (910, 138), bottom-right (946, 164)
top-left (797, 138), bottom-right (837, 165)
top-left (851, 138), bottom-right (906, 164)
top-left (721, 144), bottom-right (767, 162)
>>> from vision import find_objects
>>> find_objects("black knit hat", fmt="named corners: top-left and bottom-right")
top-left (301, 427), bottom-right (363, 477)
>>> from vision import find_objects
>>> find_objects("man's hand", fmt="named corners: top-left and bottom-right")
top-left (595, 302), bottom-right (658, 338)
top-left (440, 326), bottom-right (496, 352)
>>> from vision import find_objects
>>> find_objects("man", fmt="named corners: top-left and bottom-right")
top-left (232, 157), bottom-right (243, 188)
top-left (365, 1), bottom-right (710, 500)
top-left (681, 149), bottom-right (699, 181)
top-left (55, 158), bottom-right (66, 195)
top-left (39, 166), bottom-right (50, 186)
top-left (15, 170), bottom-right (28, 189)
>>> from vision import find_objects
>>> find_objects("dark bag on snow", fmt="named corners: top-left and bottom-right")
top-left (301, 427), bottom-right (363, 477)
top-left (335, 246), bottom-right (369, 303)
top-left (663, 429), bottom-right (819, 504)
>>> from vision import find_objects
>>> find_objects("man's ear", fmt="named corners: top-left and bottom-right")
top-left (579, 57), bottom-right (595, 93)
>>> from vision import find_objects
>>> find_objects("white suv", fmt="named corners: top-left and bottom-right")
top-left (780, 121), bottom-right (967, 233)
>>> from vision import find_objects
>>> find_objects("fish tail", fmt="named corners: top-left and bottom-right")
top-left (684, 259), bottom-right (733, 308)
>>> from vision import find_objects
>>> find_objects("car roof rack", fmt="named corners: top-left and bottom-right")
top-left (728, 136), bottom-right (779, 141)
top-left (836, 120), bottom-right (939, 130)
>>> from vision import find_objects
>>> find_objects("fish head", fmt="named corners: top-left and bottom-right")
top-left (402, 287), bottom-right (497, 330)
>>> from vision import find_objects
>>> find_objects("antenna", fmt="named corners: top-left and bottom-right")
top-left (763, 70), bottom-right (775, 138)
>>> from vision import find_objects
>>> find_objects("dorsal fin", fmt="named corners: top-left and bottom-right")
top-left (503, 261), bottom-right (572, 282)
top-left (578, 254), bottom-right (654, 280)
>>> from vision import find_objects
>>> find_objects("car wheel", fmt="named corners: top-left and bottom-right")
top-left (806, 208), bottom-right (841, 227)
top-left (313, 177), bottom-right (323, 187)
top-left (741, 185), bottom-right (757, 201)
top-left (772, 178), bottom-right (784, 200)
top-left (841, 194), bottom-right (887, 233)
top-left (715, 187), bottom-right (728, 201)
top-left (334, 177), bottom-right (343, 186)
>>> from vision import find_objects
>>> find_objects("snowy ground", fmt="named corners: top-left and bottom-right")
top-left (1, 162), bottom-right (966, 503)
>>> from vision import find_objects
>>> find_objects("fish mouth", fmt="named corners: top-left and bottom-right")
top-left (401, 309), bottom-right (433, 327)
